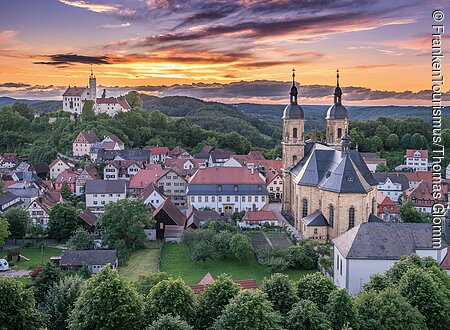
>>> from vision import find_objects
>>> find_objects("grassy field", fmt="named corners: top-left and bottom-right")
top-left (2, 246), bottom-right (62, 270)
top-left (15, 277), bottom-right (33, 286)
top-left (160, 243), bottom-right (315, 285)
top-left (119, 241), bottom-right (160, 281)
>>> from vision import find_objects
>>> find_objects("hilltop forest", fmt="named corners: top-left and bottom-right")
top-left (0, 93), bottom-right (449, 170)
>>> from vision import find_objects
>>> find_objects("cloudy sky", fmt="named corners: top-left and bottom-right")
top-left (0, 0), bottom-right (448, 104)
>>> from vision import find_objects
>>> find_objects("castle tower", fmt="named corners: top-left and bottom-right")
top-left (326, 70), bottom-right (348, 149)
top-left (282, 69), bottom-right (305, 213)
top-left (88, 67), bottom-right (97, 101)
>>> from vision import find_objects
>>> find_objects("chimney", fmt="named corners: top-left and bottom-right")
top-left (251, 168), bottom-right (254, 175)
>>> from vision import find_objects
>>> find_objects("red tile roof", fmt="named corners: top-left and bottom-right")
top-left (402, 171), bottom-right (432, 182)
top-left (168, 146), bottom-right (188, 157)
top-left (377, 192), bottom-right (398, 214)
top-left (55, 169), bottom-right (79, 184)
top-left (406, 149), bottom-right (429, 159)
top-left (118, 98), bottom-right (131, 110)
top-left (189, 273), bottom-right (258, 294)
top-left (243, 205), bottom-right (277, 222)
top-left (63, 86), bottom-right (86, 96)
top-left (189, 167), bottom-right (265, 185)
top-left (144, 164), bottom-right (163, 170)
top-left (144, 146), bottom-right (170, 155)
top-left (129, 169), bottom-right (169, 189)
top-left (441, 247), bottom-right (450, 270)
top-left (77, 130), bottom-right (99, 144)
top-left (96, 97), bottom-right (118, 104)
top-left (265, 168), bottom-right (281, 184)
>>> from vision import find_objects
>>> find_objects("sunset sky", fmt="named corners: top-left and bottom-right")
top-left (0, 0), bottom-right (448, 105)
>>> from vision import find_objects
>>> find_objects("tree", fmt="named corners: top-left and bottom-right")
top-left (355, 288), bottom-right (426, 330)
top-left (399, 198), bottom-right (429, 223)
top-left (212, 290), bottom-right (281, 330)
top-left (287, 244), bottom-right (316, 269)
top-left (385, 133), bottom-right (399, 150)
top-left (362, 273), bottom-right (392, 292)
top-left (211, 230), bottom-right (233, 260)
top-left (375, 163), bottom-right (389, 172)
top-left (285, 300), bottom-right (332, 330)
top-left (0, 277), bottom-right (46, 330)
top-left (229, 233), bottom-right (252, 264)
top-left (67, 227), bottom-right (94, 250)
top-left (145, 278), bottom-right (195, 323)
top-left (60, 182), bottom-right (72, 200)
top-left (47, 203), bottom-right (79, 241)
top-left (28, 223), bottom-right (46, 246)
top-left (126, 91), bottom-right (144, 110)
top-left (39, 275), bottom-right (85, 330)
top-left (28, 144), bottom-right (57, 164)
top-left (398, 268), bottom-right (450, 330)
top-left (410, 133), bottom-right (428, 150)
top-left (69, 266), bottom-right (143, 330)
top-left (0, 216), bottom-right (11, 245)
top-left (261, 273), bottom-right (298, 314)
top-left (401, 133), bottom-right (411, 149)
top-left (195, 275), bottom-right (241, 330)
top-left (81, 100), bottom-right (95, 122)
top-left (324, 289), bottom-right (359, 330)
top-left (134, 272), bottom-right (170, 296)
top-left (146, 315), bottom-right (193, 330)
top-left (33, 262), bottom-right (63, 304)
top-left (97, 199), bottom-right (151, 261)
top-left (12, 102), bottom-right (35, 121)
top-left (0, 179), bottom-right (4, 193)
top-left (370, 136), bottom-right (383, 152)
top-left (296, 272), bottom-right (337, 307)
top-left (190, 240), bottom-right (213, 263)
top-left (5, 207), bottom-right (29, 244)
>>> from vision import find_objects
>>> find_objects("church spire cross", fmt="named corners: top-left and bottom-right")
top-left (334, 69), bottom-right (342, 104)
top-left (336, 69), bottom-right (340, 87)
top-left (289, 68), bottom-right (298, 104)
top-left (292, 68), bottom-right (296, 85)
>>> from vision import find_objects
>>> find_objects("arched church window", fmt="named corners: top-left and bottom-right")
top-left (329, 204), bottom-right (334, 228)
top-left (292, 155), bottom-right (297, 164)
top-left (293, 128), bottom-right (298, 138)
top-left (371, 197), bottom-right (376, 214)
top-left (337, 128), bottom-right (342, 139)
top-left (302, 198), bottom-right (308, 218)
top-left (348, 207), bottom-right (355, 229)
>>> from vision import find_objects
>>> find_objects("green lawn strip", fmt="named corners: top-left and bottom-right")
top-left (3, 247), bottom-right (62, 270)
top-left (15, 277), bottom-right (33, 286)
top-left (119, 242), bottom-right (160, 281)
top-left (160, 243), bottom-right (315, 285)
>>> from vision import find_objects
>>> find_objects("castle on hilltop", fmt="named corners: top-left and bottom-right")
top-left (62, 69), bottom-right (130, 116)
top-left (282, 70), bottom-right (380, 243)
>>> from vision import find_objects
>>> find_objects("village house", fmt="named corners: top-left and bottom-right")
top-left (103, 160), bottom-right (143, 180)
top-left (75, 167), bottom-right (100, 195)
top-left (6, 182), bottom-right (40, 208)
top-left (85, 180), bottom-right (127, 213)
top-left (30, 163), bottom-right (50, 179)
top-left (187, 167), bottom-right (268, 216)
top-left (26, 190), bottom-right (61, 226)
top-left (372, 172), bottom-right (410, 203)
top-left (265, 168), bottom-right (283, 201)
top-left (208, 149), bottom-right (236, 167)
top-left (78, 209), bottom-right (99, 235)
top-left (139, 182), bottom-right (166, 209)
top-left (72, 130), bottom-right (99, 157)
top-left (59, 250), bottom-right (118, 273)
top-left (240, 204), bottom-right (279, 228)
top-left (404, 149), bottom-right (429, 172)
top-left (376, 192), bottom-right (399, 222)
top-left (55, 169), bottom-right (79, 193)
top-left (144, 146), bottom-right (170, 163)
top-left (95, 149), bottom-right (152, 164)
top-left (0, 192), bottom-right (23, 214)
top-left (168, 146), bottom-right (192, 159)
top-left (185, 206), bottom-right (224, 229)
top-left (402, 171), bottom-right (432, 189)
top-left (152, 198), bottom-right (187, 241)
top-left (49, 157), bottom-right (75, 180)
top-left (360, 152), bottom-right (387, 173)
top-left (333, 222), bottom-right (448, 295)
top-left (163, 158), bottom-right (207, 179)
top-left (95, 96), bottom-right (130, 116)
top-left (0, 153), bottom-right (19, 169)
top-left (403, 179), bottom-right (448, 213)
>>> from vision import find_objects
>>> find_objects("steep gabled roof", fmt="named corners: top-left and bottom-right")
top-left (63, 86), bottom-right (86, 96)
top-left (78, 209), bottom-right (97, 227)
top-left (406, 149), bottom-right (428, 158)
top-left (153, 198), bottom-right (186, 226)
top-left (302, 210), bottom-right (329, 227)
top-left (129, 169), bottom-right (170, 189)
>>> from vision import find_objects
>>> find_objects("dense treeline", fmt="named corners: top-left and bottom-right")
top-left (2, 254), bottom-right (449, 330)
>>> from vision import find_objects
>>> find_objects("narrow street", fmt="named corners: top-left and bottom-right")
top-left (269, 203), bottom-right (302, 241)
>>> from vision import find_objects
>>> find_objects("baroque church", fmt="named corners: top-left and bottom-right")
top-left (282, 70), bottom-right (379, 243)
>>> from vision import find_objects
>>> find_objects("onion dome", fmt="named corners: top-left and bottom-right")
top-left (283, 68), bottom-right (304, 119)
top-left (326, 70), bottom-right (348, 120)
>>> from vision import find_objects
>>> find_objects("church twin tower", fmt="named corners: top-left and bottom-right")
top-left (282, 70), bottom-right (348, 171)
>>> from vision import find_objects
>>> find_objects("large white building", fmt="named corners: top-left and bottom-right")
top-left (333, 222), bottom-right (448, 295)
top-left (62, 70), bottom-right (130, 116)
top-left (405, 149), bottom-right (429, 172)
top-left (85, 180), bottom-right (127, 213)
top-left (187, 167), bottom-right (268, 216)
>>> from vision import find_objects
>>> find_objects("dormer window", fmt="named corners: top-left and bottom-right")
top-left (217, 185), bottom-right (222, 192)
top-left (233, 185), bottom-right (239, 192)
top-left (347, 176), bottom-right (354, 182)
top-left (257, 185), bottom-right (262, 192)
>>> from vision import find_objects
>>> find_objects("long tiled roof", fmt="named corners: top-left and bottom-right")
top-left (85, 180), bottom-right (126, 194)
top-left (129, 169), bottom-right (169, 189)
top-left (189, 167), bottom-right (265, 185)
top-left (406, 149), bottom-right (428, 158)
top-left (63, 87), bottom-right (86, 97)
top-left (372, 172), bottom-right (410, 190)
top-left (291, 144), bottom-right (377, 194)
top-left (60, 250), bottom-right (117, 266)
top-left (333, 222), bottom-right (441, 259)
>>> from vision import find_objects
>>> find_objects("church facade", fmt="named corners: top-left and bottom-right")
top-left (282, 71), bottom-right (379, 243)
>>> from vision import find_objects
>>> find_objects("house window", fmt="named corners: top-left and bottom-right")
top-left (219, 196), bottom-right (222, 202)
top-left (205, 196), bottom-right (209, 202)
top-left (235, 196), bottom-right (238, 202)
top-left (302, 198), bottom-right (308, 218)
top-left (242, 196), bottom-right (246, 202)
top-left (293, 128), bottom-right (298, 138)
top-left (227, 196), bottom-right (230, 202)
top-left (211, 196), bottom-right (215, 202)
top-left (255, 196), bottom-right (259, 202)
top-left (349, 207), bottom-right (355, 229)
top-left (198, 196), bottom-right (202, 202)
top-left (329, 204), bottom-right (334, 228)
top-left (337, 127), bottom-right (342, 138)
top-left (313, 228), bottom-right (318, 234)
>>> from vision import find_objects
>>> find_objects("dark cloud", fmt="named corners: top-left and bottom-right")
top-left (34, 53), bottom-right (110, 66)
top-left (0, 82), bottom-right (31, 88)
